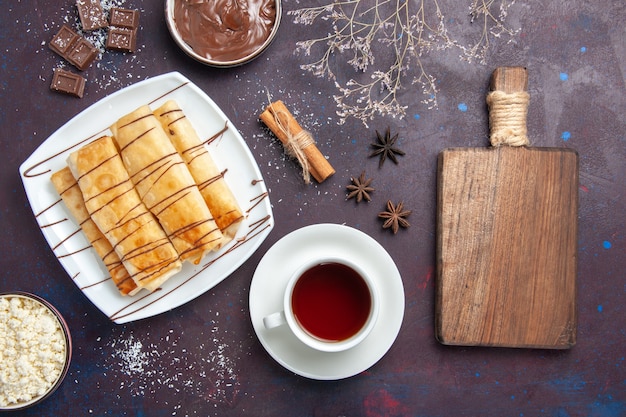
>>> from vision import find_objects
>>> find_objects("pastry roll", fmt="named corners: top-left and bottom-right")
top-left (154, 100), bottom-right (244, 243)
top-left (110, 105), bottom-right (224, 263)
top-left (51, 166), bottom-right (139, 296)
top-left (67, 136), bottom-right (181, 292)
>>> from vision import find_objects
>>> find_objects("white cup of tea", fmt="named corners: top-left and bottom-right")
top-left (263, 257), bottom-right (379, 352)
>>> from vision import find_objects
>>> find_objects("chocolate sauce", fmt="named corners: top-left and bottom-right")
top-left (173, 0), bottom-right (277, 62)
top-left (110, 212), bottom-right (272, 322)
top-left (24, 80), bottom-right (272, 322)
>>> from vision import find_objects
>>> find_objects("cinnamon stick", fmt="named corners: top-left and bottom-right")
top-left (260, 100), bottom-right (335, 183)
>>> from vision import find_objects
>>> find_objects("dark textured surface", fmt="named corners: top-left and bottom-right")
top-left (1, 0), bottom-right (624, 416)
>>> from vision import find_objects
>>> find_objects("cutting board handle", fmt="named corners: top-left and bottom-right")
top-left (490, 66), bottom-right (528, 93)
top-left (487, 67), bottom-right (530, 147)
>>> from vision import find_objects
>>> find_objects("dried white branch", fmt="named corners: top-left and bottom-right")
top-left (290, 0), bottom-right (519, 126)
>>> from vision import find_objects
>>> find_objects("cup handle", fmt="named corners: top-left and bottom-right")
top-left (263, 311), bottom-right (287, 329)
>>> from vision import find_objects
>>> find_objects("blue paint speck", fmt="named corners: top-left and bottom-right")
top-left (414, 114), bottom-right (420, 120)
top-left (603, 240), bottom-right (612, 249)
top-left (598, 305), bottom-right (603, 313)
top-left (548, 375), bottom-right (587, 391)
top-left (555, 407), bottom-right (571, 417)
top-left (560, 72), bottom-right (569, 81)
top-left (561, 131), bottom-right (571, 141)
top-left (458, 103), bottom-right (468, 112)
top-left (589, 394), bottom-right (626, 417)
top-left (580, 46), bottom-right (587, 53)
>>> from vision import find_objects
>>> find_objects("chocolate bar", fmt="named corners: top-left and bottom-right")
top-left (76, 0), bottom-right (108, 31)
top-left (67, 38), bottom-right (99, 70)
top-left (50, 68), bottom-right (86, 98)
top-left (110, 8), bottom-right (140, 29)
top-left (106, 8), bottom-right (140, 53)
top-left (49, 25), bottom-right (98, 70)
top-left (106, 27), bottom-right (137, 53)
top-left (48, 25), bottom-right (80, 57)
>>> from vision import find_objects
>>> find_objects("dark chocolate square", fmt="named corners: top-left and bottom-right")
top-left (106, 28), bottom-right (137, 53)
top-left (110, 8), bottom-right (140, 29)
top-left (50, 68), bottom-right (86, 98)
top-left (76, 0), bottom-right (108, 31)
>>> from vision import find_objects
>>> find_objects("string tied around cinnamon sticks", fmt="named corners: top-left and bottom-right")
top-left (270, 104), bottom-right (315, 183)
top-left (486, 90), bottom-right (530, 147)
top-left (260, 99), bottom-right (335, 184)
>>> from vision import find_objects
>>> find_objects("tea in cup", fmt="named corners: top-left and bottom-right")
top-left (263, 257), bottom-right (379, 352)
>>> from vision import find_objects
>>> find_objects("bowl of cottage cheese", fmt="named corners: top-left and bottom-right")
top-left (0, 292), bottom-right (72, 410)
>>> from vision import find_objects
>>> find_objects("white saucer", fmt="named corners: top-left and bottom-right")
top-left (249, 224), bottom-right (405, 380)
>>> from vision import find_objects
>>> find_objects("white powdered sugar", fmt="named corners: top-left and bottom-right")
top-left (102, 326), bottom-right (240, 411)
top-left (110, 334), bottom-right (149, 376)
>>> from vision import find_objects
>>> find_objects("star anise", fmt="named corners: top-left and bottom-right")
top-left (369, 126), bottom-right (405, 167)
top-left (378, 200), bottom-right (411, 234)
top-left (346, 171), bottom-right (374, 203)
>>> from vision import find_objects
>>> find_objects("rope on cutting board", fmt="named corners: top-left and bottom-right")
top-left (486, 90), bottom-right (530, 147)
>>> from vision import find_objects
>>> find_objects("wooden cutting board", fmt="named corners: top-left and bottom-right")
top-left (435, 67), bottom-right (578, 349)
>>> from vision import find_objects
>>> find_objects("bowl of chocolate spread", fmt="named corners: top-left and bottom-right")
top-left (165, 0), bottom-right (281, 67)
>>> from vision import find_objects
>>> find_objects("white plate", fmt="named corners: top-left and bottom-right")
top-left (19, 72), bottom-right (273, 324)
top-left (250, 224), bottom-right (405, 380)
